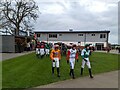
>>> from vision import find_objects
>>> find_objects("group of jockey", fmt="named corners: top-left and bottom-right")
top-left (35, 41), bottom-right (93, 79)
top-left (35, 41), bottom-right (51, 58)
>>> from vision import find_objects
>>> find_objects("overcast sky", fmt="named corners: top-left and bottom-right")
top-left (34, 0), bottom-right (118, 44)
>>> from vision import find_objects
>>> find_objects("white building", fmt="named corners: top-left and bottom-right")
top-left (34, 30), bottom-right (110, 50)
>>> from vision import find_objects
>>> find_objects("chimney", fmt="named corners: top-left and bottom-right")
top-left (69, 28), bottom-right (73, 32)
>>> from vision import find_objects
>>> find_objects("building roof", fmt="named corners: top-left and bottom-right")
top-left (34, 30), bottom-right (110, 33)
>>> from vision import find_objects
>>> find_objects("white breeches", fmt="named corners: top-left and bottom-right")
top-left (36, 48), bottom-right (40, 54)
top-left (52, 58), bottom-right (59, 68)
top-left (40, 48), bottom-right (45, 55)
top-left (45, 49), bottom-right (50, 55)
top-left (81, 58), bottom-right (91, 69)
top-left (69, 58), bottom-right (75, 69)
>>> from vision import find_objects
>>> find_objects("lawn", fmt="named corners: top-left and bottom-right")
top-left (2, 52), bottom-right (119, 89)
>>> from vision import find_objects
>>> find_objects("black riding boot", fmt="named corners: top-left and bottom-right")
top-left (69, 69), bottom-right (72, 76)
top-left (36, 54), bottom-right (39, 58)
top-left (57, 68), bottom-right (60, 77)
top-left (81, 68), bottom-right (84, 76)
top-left (88, 69), bottom-right (93, 78)
top-left (41, 55), bottom-right (44, 59)
top-left (52, 67), bottom-right (55, 75)
top-left (71, 69), bottom-right (75, 79)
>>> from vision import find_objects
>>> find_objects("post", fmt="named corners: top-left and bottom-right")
top-left (47, 33), bottom-right (48, 43)
top-left (84, 33), bottom-right (86, 46)
top-left (106, 32), bottom-right (109, 48)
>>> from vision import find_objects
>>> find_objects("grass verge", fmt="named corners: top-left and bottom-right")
top-left (2, 52), bottom-right (119, 89)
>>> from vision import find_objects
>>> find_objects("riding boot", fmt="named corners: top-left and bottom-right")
top-left (52, 67), bottom-right (55, 75)
top-left (88, 68), bottom-right (94, 78)
top-left (81, 68), bottom-right (84, 76)
top-left (69, 69), bottom-right (72, 76)
top-left (71, 69), bottom-right (75, 79)
top-left (57, 68), bottom-right (60, 77)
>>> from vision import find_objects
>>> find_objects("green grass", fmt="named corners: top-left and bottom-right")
top-left (2, 52), bottom-right (119, 89)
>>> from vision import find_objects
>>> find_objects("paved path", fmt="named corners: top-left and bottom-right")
top-left (36, 71), bottom-right (118, 88)
top-left (1, 51), bottom-right (35, 61)
top-left (109, 50), bottom-right (119, 54)
top-left (95, 50), bottom-right (119, 54)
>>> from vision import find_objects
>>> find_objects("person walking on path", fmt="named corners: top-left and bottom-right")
top-left (27, 42), bottom-right (31, 51)
top-left (39, 41), bottom-right (45, 58)
top-left (45, 43), bottom-right (50, 56)
top-left (66, 44), bottom-right (78, 79)
top-left (81, 44), bottom-right (94, 78)
top-left (35, 41), bottom-right (41, 58)
top-left (50, 45), bottom-right (61, 77)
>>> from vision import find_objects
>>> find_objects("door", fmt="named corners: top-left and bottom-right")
top-left (96, 43), bottom-right (104, 50)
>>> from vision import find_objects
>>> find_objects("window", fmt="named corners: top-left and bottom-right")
top-left (37, 33), bottom-right (40, 37)
top-left (100, 34), bottom-right (106, 38)
top-left (59, 34), bottom-right (62, 36)
top-left (91, 34), bottom-right (95, 36)
top-left (78, 34), bottom-right (83, 36)
top-left (49, 34), bottom-right (57, 38)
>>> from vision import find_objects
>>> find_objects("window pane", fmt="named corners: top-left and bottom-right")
top-left (49, 34), bottom-right (57, 38)
top-left (104, 34), bottom-right (106, 38)
top-left (100, 34), bottom-right (102, 38)
top-left (100, 34), bottom-right (106, 38)
top-left (37, 34), bottom-right (40, 37)
top-left (59, 34), bottom-right (62, 36)
top-left (78, 34), bottom-right (83, 36)
top-left (92, 34), bottom-right (95, 36)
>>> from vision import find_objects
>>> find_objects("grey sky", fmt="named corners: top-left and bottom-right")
top-left (34, 0), bottom-right (118, 44)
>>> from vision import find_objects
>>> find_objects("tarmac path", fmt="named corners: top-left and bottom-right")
top-left (36, 70), bottom-right (118, 88)
top-left (1, 51), bottom-right (35, 61)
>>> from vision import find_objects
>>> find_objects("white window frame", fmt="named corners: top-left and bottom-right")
top-left (49, 34), bottom-right (57, 38)
top-left (100, 34), bottom-right (106, 38)
top-left (91, 34), bottom-right (95, 36)
top-left (78, 34), bottom-right (83, 36)
top-left (37, 33), bottom-right (41, 37)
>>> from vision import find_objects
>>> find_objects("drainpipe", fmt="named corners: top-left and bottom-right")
top-left (47, 33), bottom-right (49, 43)
top-left (106, 32), bottom-right (109, 48)
top-left (84, 33), bottom-right (86, 46)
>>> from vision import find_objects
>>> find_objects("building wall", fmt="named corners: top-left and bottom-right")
top-left (57, 33), bottom-right (84, 42)
top-left (35, 31), bottom-right (109, 50)
top-left (39, 33), bottom-right (48, 41)
top-left (37, 32), bottom-right (108, 43)
top-left (0, 36), bottom-right (2, 52)
top-left (86, 33), bottom-right (107, 42)
top-left (1, 35), bottom-right (15, 52)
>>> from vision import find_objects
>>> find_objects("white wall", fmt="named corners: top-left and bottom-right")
top-left (37, 32), bottom-right (108, 47)
top-left (86, 33), bottom-right (107, 42)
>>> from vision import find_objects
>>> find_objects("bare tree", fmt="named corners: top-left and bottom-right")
top-left (0, 0), bottom-right (39, 36)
